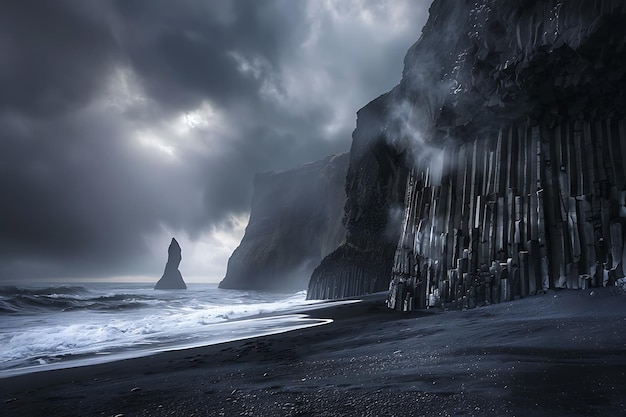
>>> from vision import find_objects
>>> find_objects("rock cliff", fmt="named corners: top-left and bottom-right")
top-left (219, 153), bottom-right (349, 292)
top-left (308, 0), bottom-right (626, 303)
top-left (155, 238), bottom-right (187, 290)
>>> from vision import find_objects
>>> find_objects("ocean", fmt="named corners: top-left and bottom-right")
top-left (0, 283), bottom-right (336, 378)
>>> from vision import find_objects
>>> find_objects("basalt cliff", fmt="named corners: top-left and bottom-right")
top-left (307, 0), bottom-right (626, 307)
top-left (219, 153), bottom-right (348, 292)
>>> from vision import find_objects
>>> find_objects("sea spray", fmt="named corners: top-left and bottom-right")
top-left (0, 283), bottom-right (338, 377)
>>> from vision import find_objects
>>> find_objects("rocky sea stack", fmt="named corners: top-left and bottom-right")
top-left (155, 238), bottom-right (187, 290)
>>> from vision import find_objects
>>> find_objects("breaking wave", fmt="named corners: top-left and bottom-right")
top-left (0, 283), bottom-right (326, 377)
top-left (0, 286), bottom-right (156, 314)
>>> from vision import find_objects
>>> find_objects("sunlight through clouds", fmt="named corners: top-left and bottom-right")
top-left (172, 101), bottom-right (225, 136)
top-left (103, 65), bottom-right (229, 161)
top-left (138, 100), bottom-right (229, 159)
top-left (0, 0), bottom-right (429, 282)
top-left (135, 128), bottom-right (177, 158)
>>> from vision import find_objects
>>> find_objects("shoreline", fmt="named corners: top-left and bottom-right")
top-left (0, 284), bottom-right (332, 379)
top-left (2, 289), bottom-right (626, 416)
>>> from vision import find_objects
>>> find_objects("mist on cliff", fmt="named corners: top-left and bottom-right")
top-left (0, 1), bottom-right (429, 282)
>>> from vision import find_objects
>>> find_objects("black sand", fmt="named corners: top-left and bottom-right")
top-left (2, 289), bottom-right (626, 416)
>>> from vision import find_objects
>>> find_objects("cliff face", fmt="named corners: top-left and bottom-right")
top-left (308, 0), bottom-right (626, 302)
top-left (219, 153), bottom-right (349, 292)
top-left (306, 93), bottom-right (410, 298)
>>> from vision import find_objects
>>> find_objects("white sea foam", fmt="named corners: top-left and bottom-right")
top-left (0, 284), bottom-right (338, 377)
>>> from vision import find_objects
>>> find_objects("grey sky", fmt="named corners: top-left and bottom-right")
top-left (0, 0), bottom-right (429, 283)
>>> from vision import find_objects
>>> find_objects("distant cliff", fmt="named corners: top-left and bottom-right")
top-left (308, 0), bottom-right (626, 302)
top-left (219, 153), bottom-right (349, 292)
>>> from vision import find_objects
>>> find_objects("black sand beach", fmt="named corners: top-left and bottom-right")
top-left (2, 290), bottom-right (626, 417)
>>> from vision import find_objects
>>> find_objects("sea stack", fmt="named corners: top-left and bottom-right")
top-left (155, 238), bottom-right (187, 290)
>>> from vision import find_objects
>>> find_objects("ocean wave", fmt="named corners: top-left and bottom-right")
top-left (0, 285), bottom-right (89, 297)
top-left (0, 287), bottom-right (159, 314)
top-left (0, 284), bottom-right (319, 375)
top-left (0, 296), bottom-right (153, 314)
top-left (0, 297), bottom-right (314, 366)
top-left (0, 300), bottom-right (20, 314)
top-left (0, 294), bottom-right (78, 313)
top-left (0, 313), bottom-right (333, 378)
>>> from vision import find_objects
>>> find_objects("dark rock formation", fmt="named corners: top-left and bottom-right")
top-left (307, 98), bottom-right (410, 299)
top-left (308, 0), bottom-right (626, 303)
top-left (155, 238), bottom-right (187, 290)
top-left (219, 153), bottom-right (349, 292)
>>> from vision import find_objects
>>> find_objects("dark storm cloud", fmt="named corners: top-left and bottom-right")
top-left (0, 0), bottom-right (429, 281)
top-left (0, 1), bottom-right (118, 116)
top-left (110, 0), bottom-right (310, 113)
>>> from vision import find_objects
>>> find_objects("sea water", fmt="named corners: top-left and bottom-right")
top-left (0, 283), bottom-right (336, 377)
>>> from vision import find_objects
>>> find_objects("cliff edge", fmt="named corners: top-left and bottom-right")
top-left (219, 153), bottom-right (349, 292)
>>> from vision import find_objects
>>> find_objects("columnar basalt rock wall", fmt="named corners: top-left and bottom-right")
top-left (388, 121), bottom-right (626, 311)
top-left (308, 0), bottom-right (626, 301)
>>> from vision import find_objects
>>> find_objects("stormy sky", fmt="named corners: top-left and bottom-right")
top-left (0, 0), bottom-right (429, 283)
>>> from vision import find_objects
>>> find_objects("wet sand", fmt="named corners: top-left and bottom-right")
top-left (2, 289), bottom-right (626, 416)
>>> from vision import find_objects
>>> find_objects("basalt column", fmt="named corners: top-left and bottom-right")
top-left (388, 121), bottom-right (626, 311)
